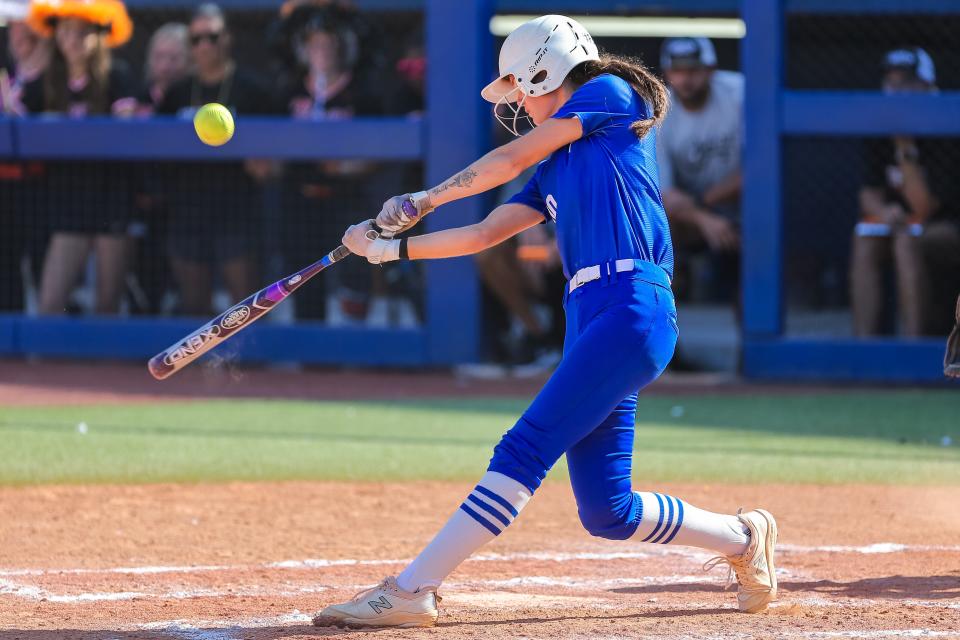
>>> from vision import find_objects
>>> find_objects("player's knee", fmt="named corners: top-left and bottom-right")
top-left (577, 498), bottom-right (637, 540)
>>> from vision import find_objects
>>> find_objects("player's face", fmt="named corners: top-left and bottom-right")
top-left (664, 66), bottom-right (712, 104)
top-left (55, 19), bottom-right (97, 63)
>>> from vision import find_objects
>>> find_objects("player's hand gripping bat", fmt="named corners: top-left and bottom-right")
top-left (148, 201), bottom-right (419, 380)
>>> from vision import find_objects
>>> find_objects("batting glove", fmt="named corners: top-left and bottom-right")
top-left (376, 191), bottom-right (434, 236)
top-left (342, 220), bottom-right (401, 265)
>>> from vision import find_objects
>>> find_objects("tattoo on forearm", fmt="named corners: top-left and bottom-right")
top-left (431, 168), bottom-right (478, 196)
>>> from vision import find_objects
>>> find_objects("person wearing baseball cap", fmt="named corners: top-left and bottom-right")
top-left (851, 47), bottom-right (960, 338)
top-left (656, 37), bottom-right (744, 308)
top-left (881, 47), bottom-right (936, 92)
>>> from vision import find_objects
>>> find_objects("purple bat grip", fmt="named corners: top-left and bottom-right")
top-left (401, 199), bottom-right (419, 219)
top-left (373, 199), bottom-right (420, 238)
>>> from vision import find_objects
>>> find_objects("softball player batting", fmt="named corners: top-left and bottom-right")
top-left (318, 15), bottom-right (777, 628)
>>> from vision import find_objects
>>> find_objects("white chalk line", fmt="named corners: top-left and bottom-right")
top-left (1, 542), bottom-right (954, 579)
top-left (0, 574), bottom-right (730, 604)
top-left (0, 550), bottom-right (672, 578)
top-left (0, 577), bottom-right (330, 603)
top-left (2, 572), bottom-right (957, 611)
top-left (779, 543), bottom-right (960, 555)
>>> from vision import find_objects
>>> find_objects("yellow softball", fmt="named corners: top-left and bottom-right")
top-left (193, 103), bottom-right (235, 147)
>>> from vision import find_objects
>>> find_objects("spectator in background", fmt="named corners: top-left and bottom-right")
top-left (850, 48), bottom-right (960, 337)
top-left (946, 294), bottom-right (959, 378)
top-left (656, 37), bottom-right (743, 304)
top-left (22, 0), bottom-right (137, 315)
top-left (127, 23), bottom-right (191, 315)
top-left (474, 167), bottom-right (564, 373)
top-left (1, 2), bottom-right (50, 312)
top-left (139, 22), bottom-right (189, 113)
top-left (158, 3), bottom-right (278, 316)
top-left (273, 1), bottom-right (390, 323)
top-left (1, 6), bottom-right (51, 114)
top-left (389, 31), bottom-right (424, 115)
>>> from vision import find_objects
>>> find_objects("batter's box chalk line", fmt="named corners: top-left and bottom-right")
top-left (2, 542), bottom-right (954, 579)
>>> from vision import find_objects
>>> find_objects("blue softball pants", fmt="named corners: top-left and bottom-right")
top-left (488, 259), bottom-right (678, 540)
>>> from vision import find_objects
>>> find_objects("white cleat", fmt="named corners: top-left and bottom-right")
top-left (312, 576), bottom-right (440, 628)
top-left (704, 508), bottom-right (778, 613)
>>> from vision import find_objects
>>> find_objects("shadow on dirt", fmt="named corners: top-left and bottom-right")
top-left (612, 574), bottom-right (960, 600)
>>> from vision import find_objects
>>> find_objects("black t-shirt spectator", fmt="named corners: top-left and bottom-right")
top-left (863, 138), bottom-right (960, 223)
top-left (281, 72), bottom-right (381, 119)
top-left (279, 72), bottom-right (389, 319)
top-left (157, 66), bottom-right (277, 116)
top-left (21, 61), bottom-right (138, 234)
top-left (21, 60), bottom-right (137, 116)
top-left (280, 72), bottom-right (383, 193)
top-left (156, 66), bottom-right (281, 254)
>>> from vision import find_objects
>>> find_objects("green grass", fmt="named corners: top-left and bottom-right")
top-left (0, 391), bottom-right (958, 486)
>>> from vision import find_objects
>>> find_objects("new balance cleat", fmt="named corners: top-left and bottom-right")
top-left (704, 508), bottom-right (778, 613)
top-left (312, 576), bottom-right (440, 628)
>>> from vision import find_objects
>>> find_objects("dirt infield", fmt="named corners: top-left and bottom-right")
top-left (1, 481), bottom-right (958, 640)
top-left (2, 360), bottom-right (958, 638)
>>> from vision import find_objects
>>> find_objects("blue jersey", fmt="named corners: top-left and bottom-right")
top-left (507, 74), bottom-right (674, 280)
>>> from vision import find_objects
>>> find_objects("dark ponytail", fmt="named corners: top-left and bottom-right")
top-left (565, 53), bottom-right (669, 140)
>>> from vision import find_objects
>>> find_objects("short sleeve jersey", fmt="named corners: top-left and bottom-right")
top-left (507, 74), bottom-right (674, 280)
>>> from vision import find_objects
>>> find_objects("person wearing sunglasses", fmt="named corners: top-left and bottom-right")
top-left (157, 3), bottom-right (279, 318)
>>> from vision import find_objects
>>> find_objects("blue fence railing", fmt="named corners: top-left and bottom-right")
top-left (9, 117), bottom-right (424, 161)
top-left (740, 0), bottom-right (954, 382)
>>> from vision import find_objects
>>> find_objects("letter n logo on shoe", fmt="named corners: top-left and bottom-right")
top-left (368, 595), bottom-right (393, 614)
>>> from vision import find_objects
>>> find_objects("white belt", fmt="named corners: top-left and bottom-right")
top-left (568, 259), bottom-right (638, 293)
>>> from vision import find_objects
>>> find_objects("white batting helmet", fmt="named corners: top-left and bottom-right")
top-left (482, 15), bottom-right (600, 135)
top-left (482, 15), bottom-right (599, 102)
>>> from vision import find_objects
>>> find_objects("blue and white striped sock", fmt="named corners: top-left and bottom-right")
top-left (397, 471), bottom-right (531, 592)
top-left (632, 492), bottom-right (749, 556)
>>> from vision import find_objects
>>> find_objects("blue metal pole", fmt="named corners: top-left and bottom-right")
top-left (741, 0), bottom-right (784, 338)
top-left (423, 0), bottom-right (493, 364)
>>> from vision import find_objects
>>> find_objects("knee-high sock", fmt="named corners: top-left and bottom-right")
top-left (631, 492), bottom-right (749, 556)
top-left (397, 471), bottom-right (531, 592)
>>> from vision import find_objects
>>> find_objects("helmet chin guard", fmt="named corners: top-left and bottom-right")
top-left (482, 14), bottom-right (599, 118)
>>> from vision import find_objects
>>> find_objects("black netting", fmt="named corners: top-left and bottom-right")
top-left (0, 5), bottom-right (425, 327)
top-left (783, 136), bottom-right (960, 339)
top-left (787, 12), bottom-right (960, 90)
top-left (0, 158), bottom-right (425, 325)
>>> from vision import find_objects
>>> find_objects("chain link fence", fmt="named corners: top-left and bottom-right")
top-left (783, 10), bottom-right (960, 339)
top-left (786, 12), bottom-right (960, 90)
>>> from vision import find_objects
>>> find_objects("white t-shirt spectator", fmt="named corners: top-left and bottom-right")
top-left (656, 70), bottom-right (743, 211)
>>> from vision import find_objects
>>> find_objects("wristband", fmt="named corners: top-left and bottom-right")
top-left (410, 190), bottom-right (434, 214)
top-left (369, 238), bottom-right (400, 265)
top-left (399, 237), bottom-right (410, 260)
